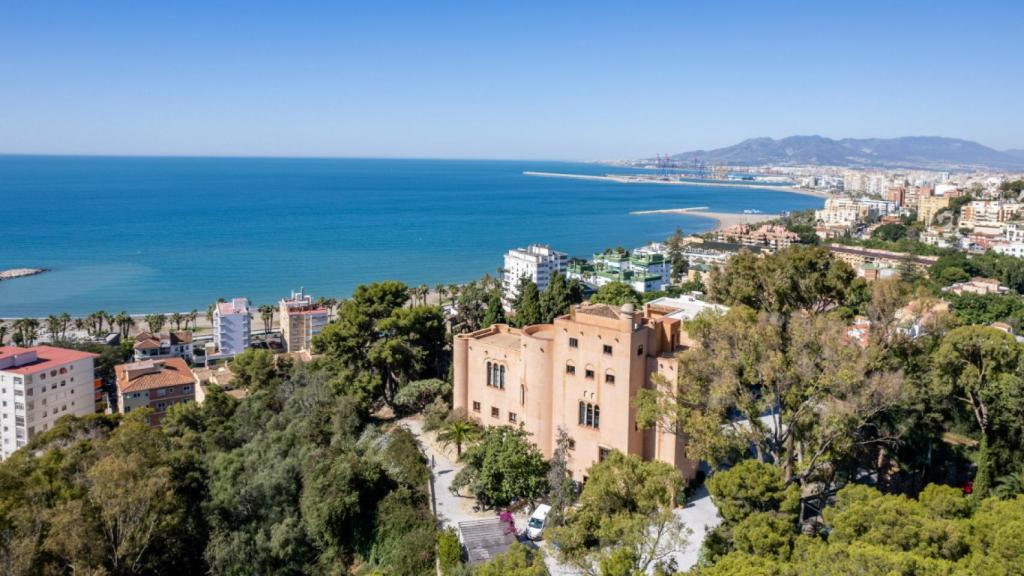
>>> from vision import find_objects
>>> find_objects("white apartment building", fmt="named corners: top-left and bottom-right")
top-left (280, 289), bottom-right (329, 352)
top-left (502, 244), bottom-right (568, 306)
top-left (992, 241), bottom-right (1024, 258)
top-left (816, 197), bottom-right (871, 225)
top-left (0, 346), bottom-right (97, 460)
top-left (213, 298), bottom-right (252, 357)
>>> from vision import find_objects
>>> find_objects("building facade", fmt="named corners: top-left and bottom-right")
top-left (567, 248), bottom-right (670, 294)
top-left (280, 289), bottom-right (328, 352)
top-left (214, 298), bottom-right (252, 357)
top-left (0, 346), bottom-right (97, 460)
top-left (502, 244), bottom-right (568, 306)
top-left (133, 331), bottom-right (194, 363)
top-left (453, 301), bottom-right (721, 481)
top-left (115, 358), bottom-right (195, 427)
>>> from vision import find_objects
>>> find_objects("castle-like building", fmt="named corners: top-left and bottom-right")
top-left (453, 297), bottom-right (723, 481)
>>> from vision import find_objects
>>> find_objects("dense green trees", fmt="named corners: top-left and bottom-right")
top-left (451, 426), bottom-right (548, 507)
top-left (588, 281), bottom-right (641, 308)
top-left (314, 281), bottom-right (447, 410)
top-left (548, 451), bottom-right (687, 575)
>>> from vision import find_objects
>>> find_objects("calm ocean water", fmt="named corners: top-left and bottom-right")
top-left (0, 156), bottom-right (823, 317)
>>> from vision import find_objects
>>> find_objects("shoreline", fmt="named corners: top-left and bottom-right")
top-left (631, 206), bottom-right (780, 231)
top-left (523, 171), bottom-right (832, 199)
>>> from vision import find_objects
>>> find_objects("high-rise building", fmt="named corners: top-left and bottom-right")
top-left (502, 244), bottom-right (568, 306)
top-left (214, 298), bottom-right (252, 357)
top-left (279, 289), bottom-right (328, 352)
top-left (453, 298), bottom-right (724, 480)
top-left (0, 345), bottom-right (97, 459)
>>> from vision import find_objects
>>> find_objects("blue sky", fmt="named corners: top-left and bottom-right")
top-left (1, 0), bottom-right (1021, 159)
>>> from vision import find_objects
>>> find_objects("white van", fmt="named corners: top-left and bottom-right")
top-left (525, 504), bottom-right (551, 540)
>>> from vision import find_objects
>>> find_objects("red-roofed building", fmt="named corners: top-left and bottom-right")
top-left (115, 357), bottom-right (196, 427)
top-left (0, 345), bottom-right (98, 460)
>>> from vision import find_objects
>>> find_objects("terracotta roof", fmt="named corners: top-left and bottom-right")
top-left (0, 345), bottom-right (98, 375)
top-left (133, 331), bottom-right (193, 350)
top-left (577, 303), bottom-right (622, 319)
top-left (116, 357), bottom-right (194, 393)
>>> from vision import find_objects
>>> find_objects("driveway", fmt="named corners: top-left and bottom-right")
top-left (402, 415), bottom-right (720, 574)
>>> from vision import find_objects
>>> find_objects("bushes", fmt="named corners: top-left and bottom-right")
top-left (437, 527), bottom-right (462, 574)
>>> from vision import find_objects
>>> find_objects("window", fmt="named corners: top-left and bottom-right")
top-left (603, 345), bottom-right (613, 355)
top-left (499, 365), bottom-right (506, 389)
top-left (599, 447), bottom-right (611, 462)
top-left (578, 401), bottom-right (600, 429)
top-left (59, 367), bottom-right (67, 374)
top-left (472, 401), bottom-right (481, 412)
top-left (568, 438), bottom-right (576, 450)
top-left (585, 369), bottom-right (595, 379)
top-left (569, 337), bottom-right (578, 348)
top-left (566, 364), bottom-right (576, 375)
top-left (520, 385), bottom-right (525, 406)
top-left (491, 406), bottom-right (500, 418)
top-left (157, 402), bottom-right (166, 410)
top-left (605, 373), bottom-right (615, 384)
top-left (157, 388), bottom-right (167, 397)
top-left (508, 412), bottom-right (517, 424)
top-left (486, 361), bottom-right (492, 386)
top-left (183, 385), bottom-right (191, 393)
top-left (637, 345), bottom-right (644, 356)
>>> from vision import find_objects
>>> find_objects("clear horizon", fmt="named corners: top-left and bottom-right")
top-left (2, 0), bottom-right (1022, 159)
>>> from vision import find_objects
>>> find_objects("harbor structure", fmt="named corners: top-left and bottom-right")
top-left (279, 289), bottom-right (328, 353)
top-left (0, 345), bottom-right (98, 460)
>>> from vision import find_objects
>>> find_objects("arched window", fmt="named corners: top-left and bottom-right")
top-left (604, 370), bottom-right (615, 385)
top-left (593, 405), bottom-right (600, 429)
top-left (586, 403), bottom-right (594, 427)
top-left (499, 365), bottom-right (506, 389)
top-left (486, 362), bottom-right (492, 386)
top-left (578, 401), bottom-right (586, 425)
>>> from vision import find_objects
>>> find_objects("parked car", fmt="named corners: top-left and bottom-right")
top-left (525, 504), bottom-right (551, 540)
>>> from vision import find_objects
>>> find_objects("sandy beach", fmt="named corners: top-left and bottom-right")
top-left (630, 206), bottom-right (780, 230)
top-left (523, 171), bottom-right (832, 199)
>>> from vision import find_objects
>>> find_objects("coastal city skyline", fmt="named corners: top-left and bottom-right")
top-left (2, 1), bottom-right (1023, 159)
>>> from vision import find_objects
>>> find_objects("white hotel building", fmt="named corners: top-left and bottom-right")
top-left (214, 298), bottom-right (252, 357)
top-left (502, 244), bottom-right (568, 307)
top-left (0, 346), bottom-right (97, 460)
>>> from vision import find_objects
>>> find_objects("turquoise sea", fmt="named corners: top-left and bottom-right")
top-left (0, 156), bottom-right (823, 317)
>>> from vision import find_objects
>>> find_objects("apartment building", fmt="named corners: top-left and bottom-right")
top-left (502, 244), bottom-right (568, 306)
top-left (115, 358), bottom-right (195, 427)
top-left (0, 345), bottom-right (97, 460)
top-left (214, 297), bottom-right (252, 357)
top-left (133, 331), bottom-right (194, 363)
top-left (567, 248), bottom-right (670, 294)
top-left (827, 244), bottom-right (939, 275)
top-left (280, 289), bottom-right (328, 353)
top-left (918, 193), bottom-right (951, 225)
top-left (453, 299), bottom-right (723, 481)
top-left (713, 223), bottom-right (800, 252)
top-left (815, 197), bottom-right (876, 226)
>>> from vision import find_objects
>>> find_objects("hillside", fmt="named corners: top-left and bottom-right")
top-left (670, 136), bottom-right (1024, 170)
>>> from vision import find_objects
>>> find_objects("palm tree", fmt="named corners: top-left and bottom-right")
top-left (145, 313), bottom-right (167, 334)
top-left (995, 468), bottom-right (1024, 499)
top-left (437, 418), bottom-right (481, 458)
top-left (170, 312), bottom-right (185, 331)
top-left (58, 312), bottom-right (71, 341)
top-left (0, 323), bottom-right (8, 345)
top-left (46, 315), bottom-right (62, 343)
top-left (189, 309), bottom-right (199, 331)
top-left (103, 312), bottom-right (116, 335)
top-left (258, 304), bottom-right (275, 336)
top-left (73, 317), bottom-right (86, 335)
top-left (12, 318), bottom-right (40, 346)
top-left (115, 311), bottom-right (135, 339)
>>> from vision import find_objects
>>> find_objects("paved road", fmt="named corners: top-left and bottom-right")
top-left (402, 415), bottom-right (720, 574)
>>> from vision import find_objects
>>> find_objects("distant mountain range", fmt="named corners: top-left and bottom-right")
top-left (669, 136), bottom-right (1024, 170)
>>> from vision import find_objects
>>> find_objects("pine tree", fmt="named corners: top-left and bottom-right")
top-left (667, 226), bottom-right (687, 284)
top-left (514, 281), bottom-right (543, 327)
top-left (541, 270), bottom-right (572, 323)
top-left (481, 290), bottom-right (507, 326)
